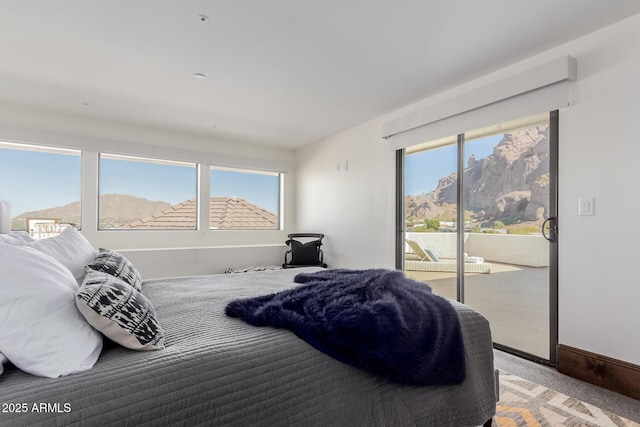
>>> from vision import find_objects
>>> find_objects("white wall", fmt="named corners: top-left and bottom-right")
top-left (295, 120), bottom-right (397, 269)
top-left (406, 232), bottom-right (549, 267)
top-left (555, 15), bottom-right (640, 365)
top-left (296, 14), bottom-right (640, 365)
top-left (119, 245), bottom-right (286, 279)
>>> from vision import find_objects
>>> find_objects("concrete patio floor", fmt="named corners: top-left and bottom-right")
top-left (406, 262), bottom-right (550, 359)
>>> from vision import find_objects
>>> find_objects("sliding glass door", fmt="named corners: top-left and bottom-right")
top-left (401, 112), bottom-right (558, 364)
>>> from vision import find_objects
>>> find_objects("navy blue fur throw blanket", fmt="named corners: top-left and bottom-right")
top-left (225, 269), bottom-right (465, 385)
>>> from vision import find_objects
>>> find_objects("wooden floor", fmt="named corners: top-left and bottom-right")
top-left (407, 262), bottom-right (550, 359)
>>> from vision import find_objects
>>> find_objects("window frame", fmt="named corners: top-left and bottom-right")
top-left (0, 140), bottom-right (289, 249)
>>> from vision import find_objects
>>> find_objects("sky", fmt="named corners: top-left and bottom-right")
top-left (210, 168), bottom-right (279, 213)
top-left (1, 135), bottom-right (499, 216)
top-left (0, 148), bottom-right (81, 217)
top-left (405, 134), bottom-right (503, 196)
top-left (0, 149), bottom-right (280, 216)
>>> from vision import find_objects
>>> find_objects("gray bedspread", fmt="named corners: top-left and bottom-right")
top-left (0, 267), bottom-right (496, 427)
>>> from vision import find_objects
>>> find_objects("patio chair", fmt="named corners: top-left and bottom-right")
top-left (405, 239), bottom-right (441, 262)
top-left (405, 239), bottom-right (491, 274)
top-left (283, 233), bottom-right (328, 269)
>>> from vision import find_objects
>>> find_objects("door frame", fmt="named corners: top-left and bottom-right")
top-left (396, 111), bottom-right (559, 366)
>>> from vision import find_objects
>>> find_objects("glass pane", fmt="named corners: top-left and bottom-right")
top-left (404, 142), bottom-right (458, 300)
top-left (463, 119), bottom-right (550, 358)
top-left (0, 143), bottom-right (81, 233)
top-left (210, 168), bottom-right (280, 230)
top-left (99, 155), bottom-right (197, 230)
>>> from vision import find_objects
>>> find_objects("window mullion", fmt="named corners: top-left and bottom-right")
top-left (456, 133), bottom-right (465, 303)
top-left (199, 163), bottom-right (210, 232)
top-left (81, 151), bottom-right (99, 236)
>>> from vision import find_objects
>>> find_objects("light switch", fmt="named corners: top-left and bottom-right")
top-left (579, 197), bottom-right (594, 216)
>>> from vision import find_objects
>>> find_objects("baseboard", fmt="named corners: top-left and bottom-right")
top-left (558, 344), bottom-right (640, 400)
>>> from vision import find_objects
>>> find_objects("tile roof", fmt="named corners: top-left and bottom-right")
top-left (123, 197), bottom-right (278, 230)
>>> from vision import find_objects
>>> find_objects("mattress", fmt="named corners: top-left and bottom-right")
top-left (0, 267), bottom-right (496, 426)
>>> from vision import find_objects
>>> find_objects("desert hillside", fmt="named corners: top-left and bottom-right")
top-left (12, 194), bottom-right (171, 230)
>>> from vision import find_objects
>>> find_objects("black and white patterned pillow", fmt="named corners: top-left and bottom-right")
top-left (86, 248), bottom-right (143, 291)
top-left (76, 270), bottom-right (164, 351)
top-left (225, 265), bottom-right (283, 274)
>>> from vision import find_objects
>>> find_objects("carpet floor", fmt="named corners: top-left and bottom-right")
top-left (493, 370), bottom-right (639, 426)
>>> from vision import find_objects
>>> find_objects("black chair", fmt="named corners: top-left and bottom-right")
top-left (283, 233), bottom-right (327, 268)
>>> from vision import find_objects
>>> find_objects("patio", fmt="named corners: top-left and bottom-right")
top-left (407, 261), bottom-right (550, 359)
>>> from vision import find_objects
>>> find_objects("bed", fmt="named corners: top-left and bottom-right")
top-left (0, 264), bottom-right (497, 427)
top-left (0, 226), bottom-right (497, 426)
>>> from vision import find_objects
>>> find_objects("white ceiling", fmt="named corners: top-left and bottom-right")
top-left (2, 1), bottom-right (640, 149)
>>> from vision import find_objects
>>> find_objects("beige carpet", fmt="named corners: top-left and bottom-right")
top-left (494, 371), bottom-right (640, 426)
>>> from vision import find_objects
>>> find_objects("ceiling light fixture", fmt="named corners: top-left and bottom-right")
top-left (193, 73), bottom-right (206, 80)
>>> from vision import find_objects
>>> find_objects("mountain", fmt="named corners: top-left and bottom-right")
top-left (406, 124), bottom-right (550, 228)
top-left (12, 194), bottom-right (171, 230)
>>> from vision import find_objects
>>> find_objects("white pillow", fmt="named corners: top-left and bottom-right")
top-left (0, 243), bottom-right (103, 378)
top-left (0, 352), bottom-right (7, 376)
top-left (26, 227), bottom-right (96, 286)
top-left (0, 231), bottom-right (35, 245)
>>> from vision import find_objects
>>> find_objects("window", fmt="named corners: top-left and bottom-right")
top-left (98, 154), bottom-right (197, 230)
top-left (0, 144), bottom-right (285, 236)
top-left (210, 167), bottom-right (281, 230)
top-left (0, 142), bottom-right (81, 232)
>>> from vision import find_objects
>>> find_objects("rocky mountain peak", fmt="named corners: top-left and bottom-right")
top-left (406, 124), bottom-right (550, 228)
